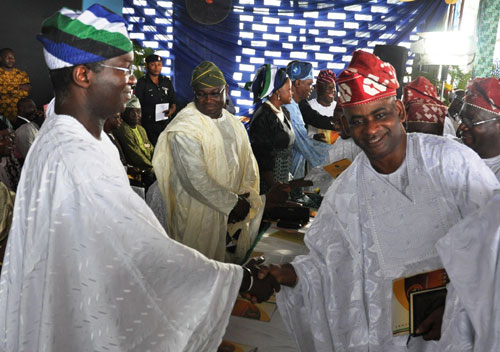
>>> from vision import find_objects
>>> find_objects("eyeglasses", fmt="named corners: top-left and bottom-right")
top-left (194, 87), bottom-right (225, 99)
top-left (99, 63), bottom-right (134, 76)
top-left (459, 115), bottom-right (500, 127)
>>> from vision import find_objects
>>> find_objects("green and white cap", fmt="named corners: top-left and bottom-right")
top-left (37, 4), bottom-right (133, 70)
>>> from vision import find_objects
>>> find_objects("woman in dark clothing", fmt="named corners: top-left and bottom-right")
top-left (248, 65), bottom-right (295, 194)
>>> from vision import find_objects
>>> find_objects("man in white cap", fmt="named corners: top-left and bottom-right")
top-left (115, 95), bottom-right (156, 186)
top-left (0, 5), bottom-right (276, 352)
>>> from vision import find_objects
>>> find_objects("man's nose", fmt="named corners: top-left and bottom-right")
top-left (363, 119), bottom-right (380, 135)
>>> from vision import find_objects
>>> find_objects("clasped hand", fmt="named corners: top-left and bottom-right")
top-left (240, 257), bottom-right (280, 303)
top-left (240, 257), bottom-right (299, 303)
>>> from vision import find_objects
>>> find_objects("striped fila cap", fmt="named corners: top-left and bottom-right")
top-left (37, 4), bottom-right (133, 70)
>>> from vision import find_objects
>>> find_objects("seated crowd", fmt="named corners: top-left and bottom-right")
top-left (1, 4), bottom-right (500, 352)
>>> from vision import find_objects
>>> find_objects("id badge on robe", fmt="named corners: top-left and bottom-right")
top-left (155, 103), bottom-right (169, 122)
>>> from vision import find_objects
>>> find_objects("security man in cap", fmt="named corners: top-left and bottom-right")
top-left (135, 53), bottom-right (177, 145)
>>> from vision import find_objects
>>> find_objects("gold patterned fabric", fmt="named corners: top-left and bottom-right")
top-left (191, 61), bottom-right (226, 89)
top-left (0, 181), bottom-right (14, 269)
top-left (0, 68), bottom-right (30, 122)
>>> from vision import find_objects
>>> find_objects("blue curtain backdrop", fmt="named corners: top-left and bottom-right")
top-left (124, 0), bottom-right (447, 116)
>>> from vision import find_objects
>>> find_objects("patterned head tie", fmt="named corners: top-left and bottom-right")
top-left (463, 77), bottom-right (500, 116)
top-left (37, 4), bottom-right (133, 70)
top-left (191, 61), bottom-right (227, 90)
top-left (245, 64), bottom-right (289, 103)
top-left (286, 61), bottom-right (313, 82)
top-left (337, 50), bottom-right (399, 108)
top-left (403, 76), bottom-right (447, 125)
top-left (316, 69), bottom-right (336, 84)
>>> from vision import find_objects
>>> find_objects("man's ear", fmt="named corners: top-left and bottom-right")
top-left (395, 99), bottom-right (406, 124)
top-left (223, 84), bottom-right (229, 103)
top-left (72, 65), bottom-right (92, 89)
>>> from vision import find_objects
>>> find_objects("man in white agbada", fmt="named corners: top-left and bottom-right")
top-left (457, 77), bottom-right (500, 180)
top-left (153, 61), bottom-right (263, 263)
top-left (436, 191), bottom-right (500, 352)
top-left (257, 50), bottom-right (500, 351)
top-left (0, 6), bottom-right (276, 352)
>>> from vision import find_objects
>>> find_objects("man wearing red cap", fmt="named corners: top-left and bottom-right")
top-left (457, 77), bottom-right (500, 180)
top-left (257, 51), bottom-right (500, 351)
top-left (403, 76), bottom-right (448, 136)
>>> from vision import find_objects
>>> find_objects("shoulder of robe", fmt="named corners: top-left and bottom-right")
top-left (31, 115), bottom-right (123, 185)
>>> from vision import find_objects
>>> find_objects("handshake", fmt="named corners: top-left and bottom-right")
top-left (238, 256), bottom-right (298, 303)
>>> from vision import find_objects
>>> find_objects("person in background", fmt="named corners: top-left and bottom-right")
top-left (0, 6), bottom-right (276, 352)
top-left (0, 121), bottom-right (20, 190)
top-left (0, 180), bottom-right (14, 273)
top-left (135, 54), bottom-right (176, 145)
top-left (305, 103), bottom-right (362, 195)
top-left (13, 97), bottom-right (38, 130)
top-left (14, 99), bottom-right (45, 160)
top-left (115, 95), bottom-right (156, 187)
top-left (103, 113), bottom-right (127, 166)
top-left (403, 76), bottom-right (447, 136)
top-left (248, 64), bottom-right (295, 195)
top-left (0, 48), bottom-right (30, 124)
top-left (457, 77), bottom-right (500, 180)
top-left (445, 89), bottom-right (465, 137)
top-left (153, 61), bottom-right (263, 263)
top-left (256, 50), bottom-right (500, 352)
top-left (283, 60), bottom-right (330, 179)
top-left (301, 69), bottom-right (338, 144)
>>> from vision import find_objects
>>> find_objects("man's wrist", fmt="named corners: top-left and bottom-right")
top-left (239, 266), bottom-right (254, 293)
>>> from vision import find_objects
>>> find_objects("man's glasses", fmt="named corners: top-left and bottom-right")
top-left (99, 63), bottom-right (135, 76)
top-left (459, 114), bottom-right (500, 127)
top-left (194, 87), bottom-right (225, 99)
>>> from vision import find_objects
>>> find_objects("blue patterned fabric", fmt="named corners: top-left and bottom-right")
top-left (284, 100), bottom-right (329, 179)
top-left (287, 61), bottom-right (313, 82)
top-left (123, 0), bottom-right (447, 116)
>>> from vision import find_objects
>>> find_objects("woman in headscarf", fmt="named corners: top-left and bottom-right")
top-left (248, 65), bottom-right (295, 195)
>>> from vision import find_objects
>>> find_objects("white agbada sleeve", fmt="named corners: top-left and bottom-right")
top-left (170, 133), bottom-right (238, 214)
top-left (437, 192), bottom-right (500, 352)
top-left (0, 107), bottom-right (243, 352)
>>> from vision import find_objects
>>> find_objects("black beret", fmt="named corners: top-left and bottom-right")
top-left (145, 54), bottom-right (162, 64)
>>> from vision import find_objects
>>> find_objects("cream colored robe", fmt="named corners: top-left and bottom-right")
top-left (153, 103), bottom-right (262, 262)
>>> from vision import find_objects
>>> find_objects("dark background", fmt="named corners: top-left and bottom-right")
top-left (0, 0), bottom-right (81, 108)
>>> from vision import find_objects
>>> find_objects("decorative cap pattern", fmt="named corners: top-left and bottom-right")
top-left (37, 4), bottom-right (132, 70)
top-left (337, 50), bottom-right (399, 107)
